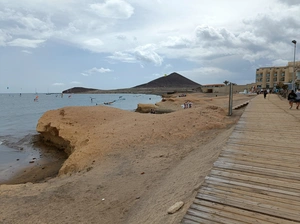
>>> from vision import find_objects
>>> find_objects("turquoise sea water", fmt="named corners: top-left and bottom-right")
top-left (0, 93), bottom-right (161, 182)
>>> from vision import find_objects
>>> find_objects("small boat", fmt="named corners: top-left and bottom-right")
top-left (104, 100), bottom-right (115, 105)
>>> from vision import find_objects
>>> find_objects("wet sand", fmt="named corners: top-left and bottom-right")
top-left (0, 136), bottom-right (67, 185)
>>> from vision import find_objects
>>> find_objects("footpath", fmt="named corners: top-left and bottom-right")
top-left (182, 93), bottom-right (300, 223)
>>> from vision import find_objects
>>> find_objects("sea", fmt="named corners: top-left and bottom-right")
top-left (0, 93), bottom-right (161, 182)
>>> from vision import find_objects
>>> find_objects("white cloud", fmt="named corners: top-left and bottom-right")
top-left (70, 81), bottom-right (81, 84)
top-left (89, 0), bottom-right (134, 19)
top-left (107, 51), bottom-right (137, 63)
top-left (133, 44), bottom-right (163, 66)
top-left (108, 44), bottom-right (163, 66)
top-left (277, 0), bottom-right (300, 5)
top-left (7, 38), bottom-right (45, 48)
top-left (271, 59), bottom-right (289, 66)
top-left (21, 50), bottom-right (32, 54)
top-left (1, 0), bottom-right (300, 92)
top-left (52, 83), bottom-right (65, 86)
top-left (0, 29), bottom-right (11, 46)
top-left (0, 8), bottom-right (54, 39)
top-left (179, 67), bottom-right (237, 85)
top-left (82, 38), bottom-right (104, 51)
top-left (195, 25), bottom-right (224, 41)
top-left (116, 34), bottom-right (127, 40)
top-left (160, 36), bottom-right (191, 48)
top-left (87, 67), bottom-right (113, 73)
top-left (82, 67), bottom-right (113, 76)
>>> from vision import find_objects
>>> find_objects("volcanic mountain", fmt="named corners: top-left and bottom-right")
top-left (134, 72), bottom-right (201, 88)
top-left (63, 87), bottom-right (98, 94)
top-left (62, 72), bottom-right (201, 94)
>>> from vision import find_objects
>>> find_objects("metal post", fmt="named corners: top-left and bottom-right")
top-left (228, 82), bottom-right (233, 116)
top-left (292, 40), bottom-right (297, 91)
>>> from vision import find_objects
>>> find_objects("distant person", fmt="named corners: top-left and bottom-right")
top-left (263, 89), bottom-right (268, 99)
top-left (288, 90), bottom-right (297, 109)
top-left (295, 89), bottom-right (300, 109)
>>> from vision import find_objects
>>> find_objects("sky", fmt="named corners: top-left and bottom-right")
top-left (0, 0), bottom-right (300, 93)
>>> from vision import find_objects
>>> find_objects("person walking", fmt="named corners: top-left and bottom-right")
top-left (295, 89), bottom-right (300, 109)
top-left (263, 89), bottom-right (268, 99)
top-left (288, 90), bottom-right (297, 109)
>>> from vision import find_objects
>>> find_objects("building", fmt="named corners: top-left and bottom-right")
top-left (255, 61), bottom-right (300, 89)
top-left (201, 84), bottom-right (225, 93)
top-left (201, 83), bottom-right (256, 94)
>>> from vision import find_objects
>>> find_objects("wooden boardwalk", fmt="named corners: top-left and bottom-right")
top-left (182, 94), bottom-right (300, 224)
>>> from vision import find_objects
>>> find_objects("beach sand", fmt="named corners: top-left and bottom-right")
top-left (0, 93), bottom-right (255, 224)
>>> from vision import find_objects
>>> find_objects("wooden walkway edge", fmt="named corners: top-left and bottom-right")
top-left (182, 94), bottom-right (300, 224)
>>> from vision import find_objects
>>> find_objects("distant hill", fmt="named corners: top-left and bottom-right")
top-left (62, 87), bottom-right (98, 94)
top-left (62, 73), bottom-right (202, 94)
top-left (134, 72), bottom-right (201, 88)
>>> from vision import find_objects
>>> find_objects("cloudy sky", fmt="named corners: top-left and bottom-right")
top-left (0, 0), bottom-right (300, 93)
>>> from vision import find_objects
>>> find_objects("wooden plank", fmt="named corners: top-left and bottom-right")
top-left (214, 158), bottom-right (300, 175)
top-left (202, 181), bottom-right (300, 206)
top-left (183, 213), bottom-right (222, 224)
top-left (221, 147), bottom-right (300, 159)
top-left (213, 161), bottom-right (300, 181)
top-left (220, 148), bottom-right (300, 162)
top-left (218, 153), bottom-right (300, 169)
top-left (205, 176), bottom-right (300, 197)
top-left (229, 133), bottom-right (300, 141)
top-left (193, 199), bottom-right (299, 224)
top-left (222, 143), bottom-right (300, 155)
top-left (209, 168), bottom-right (300, 190)
top-left (217, 154), bottom-right (300, 170)
top-left (196, 193), bottom-right (300, 221)
top-left (197, 187), bottom-right (300, 213)
top-left (190, 203), bottom-right (274, 224)
top-left (226, 141), bottom-right (300, 151)
top-left (200, 185), bottom-right (300, 208)
top-left (226, 137), bottom-right (300, 147)
top-left (226, 139), bottom-right (300, 149)
top-left (185, 208), bottom-right (249, 224)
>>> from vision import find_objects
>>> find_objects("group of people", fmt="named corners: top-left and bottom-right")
top-left (183, 101), bottom-right (193, 109)
top-left (288, 89), bottom-right (300, 109)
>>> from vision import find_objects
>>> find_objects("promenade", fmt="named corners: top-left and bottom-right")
top-left (182, 93), bottom-right (300, 223)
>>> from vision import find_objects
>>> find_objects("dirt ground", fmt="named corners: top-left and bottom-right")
top-left (0, 93), bottom-right (255, 224)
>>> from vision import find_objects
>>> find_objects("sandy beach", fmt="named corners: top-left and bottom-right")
top-left (0, 92), bottom-right (255, 224)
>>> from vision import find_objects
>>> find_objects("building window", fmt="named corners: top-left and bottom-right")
top-left (267, 73), bottom-right (270, 77)
top-left (282, 73), bottom-right (285, 76)
top-left (280, 77), bottom-right (284, 81)
top-left (273, 78), bottom-right (277, 81)
top-left (266, 78), bottom-right (270, 82)
top-left (274, 73), bottom-right (277, 77)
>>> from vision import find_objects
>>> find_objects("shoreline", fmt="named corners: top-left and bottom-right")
top-left (0, 136), bottom-right (67, 185)
top-left (0, 92), bottom-right (255, 224)
top-left (1, 92), bottom-right (252, 185)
